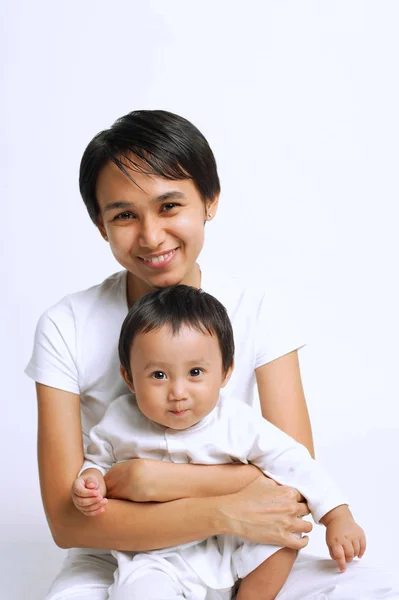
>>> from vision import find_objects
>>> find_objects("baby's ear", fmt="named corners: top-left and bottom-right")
top-left (221, 362), bottom-right (234, 388)
top-left (120, 365), bottom-right (135, 393)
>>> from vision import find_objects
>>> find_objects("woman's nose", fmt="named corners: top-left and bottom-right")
top-left (138, 216), bottom-right (166, 249)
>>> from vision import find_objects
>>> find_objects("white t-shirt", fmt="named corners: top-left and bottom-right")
top-left (25, 268), bottom-right (304, 450)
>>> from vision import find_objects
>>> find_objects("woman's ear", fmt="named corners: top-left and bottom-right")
top-left (205, 193), bottom-right (220, 222)
top-left (120, 365), bottom-right (135, 393)
top-left (97, 216), bottom-right (109, 242)
top-left (221, 362), bottom-right (234, 388)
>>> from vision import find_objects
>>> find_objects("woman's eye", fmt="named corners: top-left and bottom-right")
top-left (161, 203), bottom-right (178, 212)
top-left (114, 212), bottom-right (136, 220)
top-left (190, 368), bottom-right (202, 377)
top-left (152, 371), bottom-right (166, 380)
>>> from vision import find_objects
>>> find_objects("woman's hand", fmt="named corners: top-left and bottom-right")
top-left (219, 475), bottom-right (312, 549)
top-left (104, 459), bottom-right (262, 502)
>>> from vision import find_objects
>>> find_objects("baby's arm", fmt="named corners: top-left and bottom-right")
top-left (321, 505), bottom-right (366, 572)
top-left (105, 458), bottom-right (263, 502)
top-left (237, 548), bottom-right (296, 600)
top-left (71, 414), bottom-right (116, 517)
top-left (72, 468), bottom-right (108, 517)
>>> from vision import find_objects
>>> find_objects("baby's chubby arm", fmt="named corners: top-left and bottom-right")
top-left (72, 468), bottom-right (108, 517)
top-left (72, 412), bottom-right (117, 517)
top-left (320, 505), bottom-right (366, 572)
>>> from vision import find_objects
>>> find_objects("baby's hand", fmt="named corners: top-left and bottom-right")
top-left (72, 468), bottom-right (108, 517)
top-left (324, 508), bottom-right (366, 573)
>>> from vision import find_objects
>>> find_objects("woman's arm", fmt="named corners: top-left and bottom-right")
top-left (256, 350), bottom-right (314, 457)
top-left (36, 382), bottom-right (311, 551)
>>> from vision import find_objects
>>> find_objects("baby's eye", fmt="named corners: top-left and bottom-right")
top-left (114, 212), bottom-right (136, 220)
top-left (189, 368), bottom-right (203, 377)
top-left (152, 371), bottom-right (166, 380)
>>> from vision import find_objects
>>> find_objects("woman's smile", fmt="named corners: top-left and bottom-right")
top-left (138, 248), bottom-right (179, 268)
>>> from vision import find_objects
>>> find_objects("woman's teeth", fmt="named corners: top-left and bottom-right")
top-left (142, 250), bottom-right (175, 264)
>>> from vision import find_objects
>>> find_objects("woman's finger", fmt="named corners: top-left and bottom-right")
top-left (296, 502), bottom-right (311, 518)
top-left (293, 518), bottom-right (313, 534)
top-left (286, 534), bottom-right (309, 550)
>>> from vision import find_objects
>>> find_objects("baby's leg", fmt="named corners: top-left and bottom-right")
top-left (109, 568), bottom-right (185, 600)
top-left (45, 549), bottom-right (116, 600)
top-left (236, 548), bottom-right (297, 600)
top-left (109, 553), bottom-right (194, 600)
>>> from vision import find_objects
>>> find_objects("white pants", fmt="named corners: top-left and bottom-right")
top-left (110, 535), bottom-right (280, 593)
top-left (45, 548), bottom-right (399, 600)
top-left (109, 552), bottom-right (234, 600)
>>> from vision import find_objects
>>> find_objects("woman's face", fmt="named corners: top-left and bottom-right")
top-left (96, 160), bottom-right (218, 300)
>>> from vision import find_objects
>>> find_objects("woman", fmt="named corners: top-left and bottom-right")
top-left (26, 110), bottom-right (397, 599)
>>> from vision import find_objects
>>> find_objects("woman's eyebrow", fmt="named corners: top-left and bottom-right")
top-left (103, 191), bottom-right (185, 213)
top-left (103, 200), bottom-right (133, 212)
top-left (154, 191), bottom-right (186, 203)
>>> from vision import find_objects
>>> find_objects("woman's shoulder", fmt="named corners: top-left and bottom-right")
top-left (25, 271), bottom-right (128, 394)
top-left (201, 266), bottom-right (284, 311)
top-left (39, 270), bottom-right (127, 325)
top-left (201, 266), bottom-right (304, 352)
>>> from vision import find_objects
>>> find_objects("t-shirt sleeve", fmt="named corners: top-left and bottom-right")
top-left (24, 299), bottom-right (80, 395)
top-left (255, 287), bottom-right (305, 368)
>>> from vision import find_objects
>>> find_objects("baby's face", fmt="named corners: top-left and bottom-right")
top-left (128, 325), bottom-right (231, 429)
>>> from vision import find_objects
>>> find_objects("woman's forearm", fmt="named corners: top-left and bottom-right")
top-left (55, 476), bottom-right (312, 552)
top-left (56, 495), bottom-right (223, 551)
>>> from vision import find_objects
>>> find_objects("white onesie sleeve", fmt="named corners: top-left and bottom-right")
top-left (80, 422), bottom-right (117, 477)
top-left (230, 401), bottom-right (347, 523)
top-left (25, 298), bottom-right (80, 394)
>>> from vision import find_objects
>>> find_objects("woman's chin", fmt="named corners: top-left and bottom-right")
top-left (127, 261), bottom-right (200, 293)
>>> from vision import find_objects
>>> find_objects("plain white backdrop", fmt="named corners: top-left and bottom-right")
top-left (1, 1), bottom-right (399, 598)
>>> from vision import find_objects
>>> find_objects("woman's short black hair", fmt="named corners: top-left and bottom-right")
top-left (79, 110), bottom-right (221, 224)
top-left (119, 285), bottom-right (234, 381)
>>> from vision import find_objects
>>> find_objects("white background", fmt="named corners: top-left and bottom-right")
top-left (1, 1), bottom-right (399, 598)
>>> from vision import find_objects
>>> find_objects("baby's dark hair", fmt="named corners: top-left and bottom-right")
top-left (79, 109), bottom-right (220, 225)
top-left (119, 285), bottom-right (234, 382)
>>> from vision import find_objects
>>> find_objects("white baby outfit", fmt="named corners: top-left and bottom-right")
top-left (82, 393), bottom-right (347, 598)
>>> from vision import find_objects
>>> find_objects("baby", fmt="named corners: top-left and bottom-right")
top-left (72, 285), bottom-right (366, 600)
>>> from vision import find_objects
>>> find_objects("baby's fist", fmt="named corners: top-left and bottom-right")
top-left (71, 470), bottom-right (108, 517)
